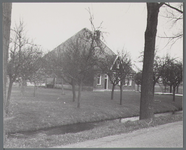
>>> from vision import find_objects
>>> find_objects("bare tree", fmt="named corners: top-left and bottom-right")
top-left (51, 54), bottom-right (65, 95)
top-left (19, 46), bottom-right (42, 94)
top-left (6, 21), bottom-right (42, 115)
top-left (134, 71), bottom-right (142, 92)
top-left (153, 56), bottom-right (163, 95)
top-left (61, 28), bottom-right (102, 108)
top-left (117, 51), bottom-right (132, 105)
top-left (160, 55), bottom-right (182, 101)
top-left (43, 49), bottom-right (77, 101)
top-left (98, 54), bottom-right (119, 100)
top-left (140, 2), bottom-right (183, 120)
top-left (109, 72), bottom-right (120, 100)
top-left (29, 57), bottom-right (45, 97)
top-left (140, 2), bottom-right (164, 120)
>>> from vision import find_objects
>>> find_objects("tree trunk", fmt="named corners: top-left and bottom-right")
top-left (173, 86), bottom-right (176, 102)
top-left (176, 85), bottom-right (179, 94)
top-left (164, 85), bottom-right (167, 93)
top-left (120, 83), bottom-right (123, 105)
top-left (137, 84), bottom-right (139, 91)
top-left (21, 80), bottom-right (25, 96)
top-left (140, 3), bottom-right (162, 120)
top-left (111, 84), bottom-right (115, 100)
top-left (33, 83), bottom-right (37, 97)
top-left (6, 79), bottom-right (13, 116)
top-left (170, 85), bottom-right (172, 93)
top-left (153, 84), bottom-right (155, 96)
top-left (3, 3), bottom-right (12, 142)
top-left (77, 79), bottom-right (82, 108)
top-left (72, 80), bottom-right (76, 102)
top-left (61, 78), bottom-right (65, 95)
top-left (3, 3), bottom-right (12, 104)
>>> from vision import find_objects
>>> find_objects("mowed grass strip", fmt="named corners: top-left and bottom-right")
top-left (5, 113), bottom-right (183, 148)
top-left (5, 86), bottom-right (183, 133)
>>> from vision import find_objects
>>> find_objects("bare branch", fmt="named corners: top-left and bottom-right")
top-left (86, 7), bottom-right (95, 32)
top-left (164, 3), bottom-right (183, 14)
top-left (158, 2), bottom-right (165, 8)
top-left (158, 33), bottom-right (183, 39)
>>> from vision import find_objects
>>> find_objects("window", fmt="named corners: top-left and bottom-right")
top-left (97, 74), bottom-right (101, 85)
top-left (124, 79), bottom-right (128, 86)
top-left (129, 79), bottom-right (132, 86)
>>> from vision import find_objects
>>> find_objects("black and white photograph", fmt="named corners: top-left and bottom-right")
top-left (3, 2), bottom-right (183, 148)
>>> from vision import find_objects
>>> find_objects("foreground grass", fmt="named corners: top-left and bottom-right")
top-left (5, 86), bottom-right (182, 134)
top-left (5, 112), bottom-right (183, 148)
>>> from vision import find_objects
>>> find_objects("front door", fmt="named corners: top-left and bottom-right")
top-left (104, 79), bottom-right (107, 89)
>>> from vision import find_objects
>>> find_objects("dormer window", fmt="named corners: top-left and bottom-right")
top-left (116, 60), bottom-right (120, 69)
top-left (117, 63), bottom-right (119, 69)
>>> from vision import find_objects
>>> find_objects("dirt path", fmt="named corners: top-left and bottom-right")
top-left (54, 121), bottom-right (183, 148)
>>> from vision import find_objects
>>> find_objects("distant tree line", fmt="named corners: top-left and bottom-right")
top-left (134, 55), bottom-right (182, 101)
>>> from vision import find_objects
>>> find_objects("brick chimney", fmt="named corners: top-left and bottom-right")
top-left (94, 30), bottom-right (101, 41)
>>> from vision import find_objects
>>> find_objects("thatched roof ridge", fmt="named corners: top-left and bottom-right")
top-left (50, 28), bottom-right (116, 57)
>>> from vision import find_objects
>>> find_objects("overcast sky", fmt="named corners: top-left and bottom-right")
top-left (11, 2), bottom-right (183, 70)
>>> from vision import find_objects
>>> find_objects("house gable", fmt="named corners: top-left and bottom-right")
top-left (43, 28), bottom-right (136, 90)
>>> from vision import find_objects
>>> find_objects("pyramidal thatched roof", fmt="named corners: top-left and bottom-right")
top-left (43, 28), bottom-right (136, 75)
top-left (47, 28), bottom-right (116, 58)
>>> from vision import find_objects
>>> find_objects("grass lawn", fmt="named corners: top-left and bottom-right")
top-left (4, 86), bottom-right (183, 134)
